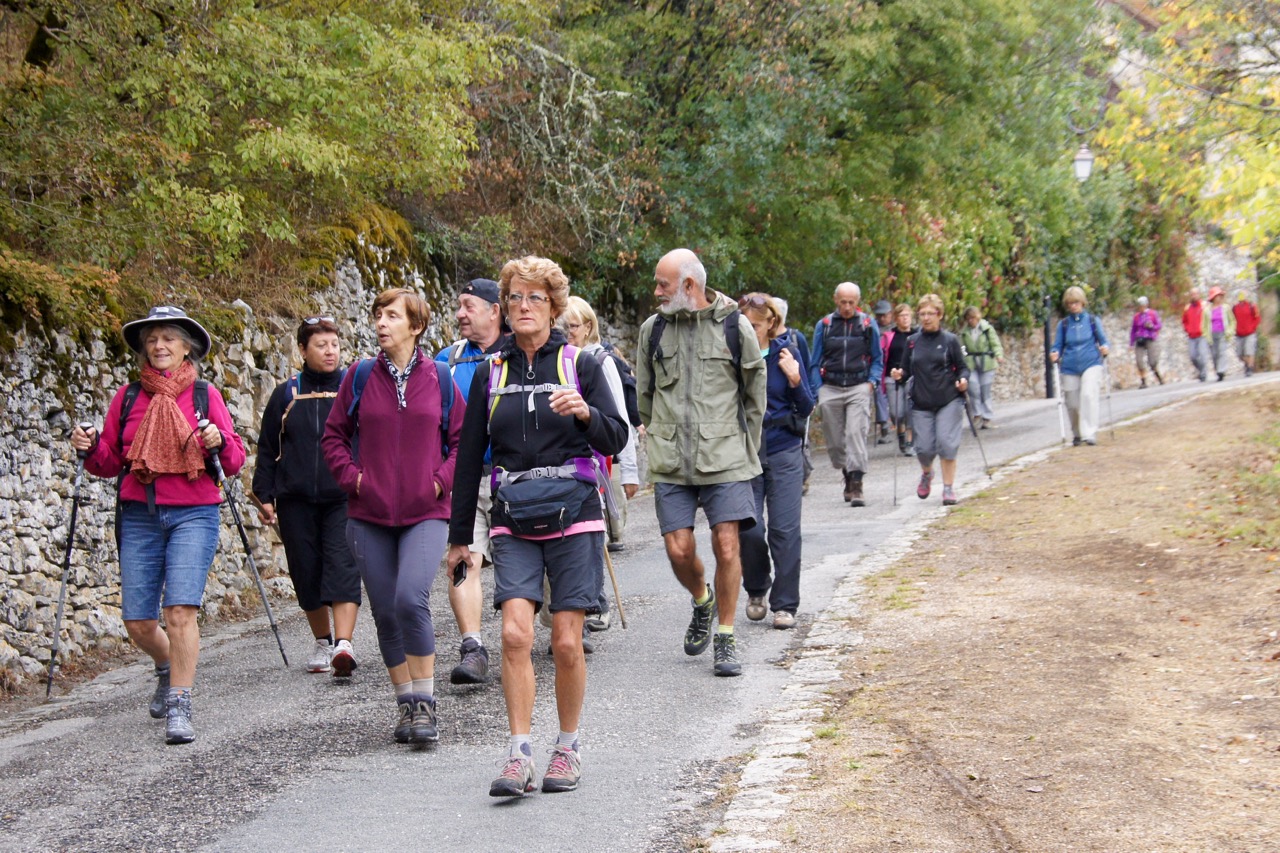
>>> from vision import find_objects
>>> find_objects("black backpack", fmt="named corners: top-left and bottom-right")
top-left (599, 342), bottom-right (642, 428)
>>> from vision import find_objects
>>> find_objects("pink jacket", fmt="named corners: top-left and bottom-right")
top-left (86, 380), bottom-right (246, 506)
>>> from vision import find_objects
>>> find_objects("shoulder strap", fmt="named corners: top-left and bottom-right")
top-left (447, 340), bottom-right (465, 369)
top-left (118, 382), bottom-right (142, 452)
top-left (346, 358), bottom-right (377, 418)
top-left (487, 356), bottom-right (509, 426)
top-left (646, 315), bottom-right (668, 395)
top-left (434, 360), bottom-right (454, 457)
top-left (192, 380), bottom-right (210, 421)
top-left (286, 373), bottom-right (300, 401)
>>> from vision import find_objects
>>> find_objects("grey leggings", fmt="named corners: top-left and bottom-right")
top-left (346, 517), bottom-right (447, 668)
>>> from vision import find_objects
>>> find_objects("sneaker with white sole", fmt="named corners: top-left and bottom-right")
top-left (542, 743), bottom-right (582, 793)
top-left (745, 596), bottom-right (766, 621)
top-left (490, 756), bottom-right (537, 798)
top-left (942, 485), bottom-right (958, 506)
top-left (585, 610), bottom-right (612, 632)
top-left (330, 639), bottom-right (357, 678)
top-left (305, 638), bottom-right (332, 673)
top-left (713, 632), bottom-right (742, 677)
top-left (164, 692), bottom-right (195, 745)
top-left (916, 470), bottom-right (933, 500)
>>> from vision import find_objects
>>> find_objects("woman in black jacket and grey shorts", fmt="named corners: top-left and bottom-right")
top-left (890, 293), bottom-right (969, 506)
top-left (253, 316), bottom-right (362, 677)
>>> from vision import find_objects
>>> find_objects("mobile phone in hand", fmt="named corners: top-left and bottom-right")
top-left (452, 561), bottom-right (468, 587)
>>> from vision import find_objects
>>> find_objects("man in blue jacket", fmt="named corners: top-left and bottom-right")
top-left (810, 282), bottom-right (883, 507)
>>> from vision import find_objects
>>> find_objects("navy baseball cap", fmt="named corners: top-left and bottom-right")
top-left (461, 278), bottom-right (500, 304)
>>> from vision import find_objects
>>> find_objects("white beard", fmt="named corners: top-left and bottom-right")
top-left (659, 287), bottom-right (694, 315)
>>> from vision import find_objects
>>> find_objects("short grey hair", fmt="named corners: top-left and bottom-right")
top-left (834, 281), bottom-right (861, 301)
top-left (137, 323), bottom-right (201, 363)
top-left (679, 254), bottom-right (707, 294)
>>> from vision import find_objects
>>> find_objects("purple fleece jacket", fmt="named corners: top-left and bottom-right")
top-left (321, 350), bottom-right (465, 527)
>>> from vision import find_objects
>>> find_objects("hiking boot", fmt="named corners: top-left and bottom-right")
top-left (745, 596), bottom-right (767, 621)
top-left (902, 440), bottom-right (915, 457)
top-left (305, 638), bottom-right (332, 673)
top-left (542, 743), bottom-right (582, 793)
top-left (450, 638), bottom-right (491, 684)
top-left (849, 472), bottom-right (865, 507)
top-left (981, 419), bottom-right (995, 430)
top-left (1084, 438), bottom-right (1097, 446)
top-left (897, 433), bottom-right (908, 454)
top-left (489, 756), bottom-right (537, 798)
top-left (585, 610), bottom-right (612, 632)
top-left (1072, 437), bottom-right (1083, 447)
top-left (409, 696), bottom-right (438, 745)
top-left (942, 485), bottom-right (958, 506)
top-left (606, 542), bottom-right (624, 553)
top-left (1139, 379), bottom-right (1147, 389)
top-left (394, 699), bottom-right (413, 744)
top-left (1154, 369), bottom-right (1164, 385)
top-left (581, 625), bottom-right (595, 655)
top-left (876, 430), bottom-right (892, 445)
top-left (330, 639), bottom-right (357, 678)
top-left (713, 633), bottom-right (742, 677)
top-left (148, 665), bottom-right (170, 719)
top-left (916, 470), bottom-right (933, 500)
top-left (1218, 372), bottom-right (1225, 382)
top-left (772, 611), bottom-right (796, 630)
top-left (684, 587), bottom-right (717, 656)
top-left (841, 470), bottom-right (854, 503)
top-left (164, 692), bottom-right (195, 745)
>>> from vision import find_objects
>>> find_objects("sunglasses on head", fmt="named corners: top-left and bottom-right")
top-left (738, 295), bottom-right (772, 309)
top-left (303, 315), bottom-right (336, 325)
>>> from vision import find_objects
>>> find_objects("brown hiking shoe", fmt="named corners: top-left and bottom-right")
top-left (850, 472), bottom-right (865, 507)
top-left (842, 470), bottom-right (854, 502)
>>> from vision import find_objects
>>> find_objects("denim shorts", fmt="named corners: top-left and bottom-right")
top-left (490, 531), bottom-right (604, 614)
top-left (653, 480), bottom-right (757, 535)
top-left (118, 501), bottom-right (221, 620)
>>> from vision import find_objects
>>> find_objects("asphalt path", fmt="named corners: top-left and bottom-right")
top-left (2, 370), bottom-right (1273, 852)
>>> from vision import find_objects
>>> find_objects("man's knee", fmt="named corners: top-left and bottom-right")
top-left (664, 530), bottom-right (697, 568)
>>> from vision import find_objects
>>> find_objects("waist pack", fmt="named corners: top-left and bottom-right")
top-left (493, 476), bottom-right (594, 537)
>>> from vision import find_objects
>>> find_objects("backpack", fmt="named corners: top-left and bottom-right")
top-left (276, 372), bottom-right (339, 460)
top-left (114, 379), bottom-right (211, 547)
top-left (345, 356), bottom-right (454, 457)
top-left (645, 310), bottom-right (743, 395)
top-left (597, 344), bottom-right (641, 428)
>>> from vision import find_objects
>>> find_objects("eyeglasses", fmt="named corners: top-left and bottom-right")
top-left (504, 292), bottom-right (549, 307)
top-left (738, 295), bottom-right (772, 309)
top-left (564, 322), bottom-right (584, 331)
top-left (303, 316), bottom-right (336, 325)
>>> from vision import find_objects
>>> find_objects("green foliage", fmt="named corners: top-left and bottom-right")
top-left (0, 249), bottom-right (131, 348)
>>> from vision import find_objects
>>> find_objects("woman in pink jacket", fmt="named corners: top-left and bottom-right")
top-left (70, 306), bottom-right (246, 745)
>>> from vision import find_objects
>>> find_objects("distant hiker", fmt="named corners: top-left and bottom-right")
top-left (774, 297), bottom-right (815, 492)
top-left (1233, 290), bottom-right (1260, 377)
top-left (70, 306), bottom-right (246, 745)
top-left (434, 278), bottom-right (510, 686)
top-left (882, 303), bottom-right (917, 455)
top-left (445, 257), bottom-right (628, 797)
top-left (872, 299), bottom-right (895, 444)
top-left (810, 281), bottom-right (883, 507)
top-left (1204, 286), bottom-right (1235, 382)
top-left (889, 294), bottom-right (969, 505)
top-left (737, 293), bottom-right (814, 630)
top-left (1050, 286), bottom-right (1110, 446)
top-left (636, 248), bottom-right (767, 678)
top-left (1181, 287), bottom-right (1208, 382)
top-left (322, 288), bottom-right (465, 748)
top-left (1128, 296), bottom-right (1163, 387)
top-left (960, 306), bottom-right (1004, 428)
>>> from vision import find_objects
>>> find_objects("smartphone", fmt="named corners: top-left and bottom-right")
top-left (452, 561), bottom-right (468, 587)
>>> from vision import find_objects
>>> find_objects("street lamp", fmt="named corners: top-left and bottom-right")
top-left (1072, 143), bottom-right (1095, 181)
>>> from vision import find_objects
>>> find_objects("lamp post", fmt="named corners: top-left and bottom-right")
top-left (1072, 144), bottom-right (1095, 182)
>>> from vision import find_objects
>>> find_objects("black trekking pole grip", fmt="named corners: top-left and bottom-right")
top-left (196, 418), bottom-right (226, 484)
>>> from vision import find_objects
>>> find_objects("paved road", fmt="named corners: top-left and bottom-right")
top-left (2, 372), bottom-right (1272, 852)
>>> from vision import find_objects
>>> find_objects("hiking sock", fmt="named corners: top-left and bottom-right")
top-left (716, 625), bottom-right (734, 636)
top-left (461, 631), bottom-right (483, 648)
top-left (316, 633), bottom-right (334, 645)
top-left (411, 678), bottom-right (435, 699)
top-left (556, 730), bottom-right (580, 749)
top-left (155, 662), bottom-right (171, 677)
top-left (167, 686), bottom-right (192, 703)
top-left (393, 682), bottom-right (413, 700)
top-left (510, 735), bottom-right (534, 759)
top-left (693, 587), bottom-right (713, 608)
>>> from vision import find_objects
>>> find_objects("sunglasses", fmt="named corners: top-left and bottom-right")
top-left (303, 315), bottom-right (336, 325)
top-left (738, 295), bottom-right (772, 309)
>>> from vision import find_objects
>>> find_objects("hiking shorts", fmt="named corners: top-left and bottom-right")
top-left (490, 531), bottom-right (604, 614)
top-left (653, 480), bottom-right (757, 535)
top-left (118, 501), bottom-right (220, 620)
top-left (276, 497), bottom-right (361, 611)
top-left (1236, 333), bottom-right (1257, 359)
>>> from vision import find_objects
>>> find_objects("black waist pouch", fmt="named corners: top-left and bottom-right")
top-left (493, 477), bottom-right (593, 537)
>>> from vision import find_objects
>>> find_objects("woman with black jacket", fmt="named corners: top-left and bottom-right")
top-left (253, 316), bottom-right (362, 677)
top-left (890, 294), bottom-right (970, 506)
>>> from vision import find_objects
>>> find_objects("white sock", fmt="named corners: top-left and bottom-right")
top-left (510, 734), bottom-right (533, 759)
top-left (411, 678), bottom-right (434, 698)
top-left (393, 682), bottom-right (412, 700)
top-left (556, 730), bottom-right (579, 749)
top-left (462, 631), bottom-right (483, 647)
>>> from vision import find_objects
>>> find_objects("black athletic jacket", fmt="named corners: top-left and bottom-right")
top-left (253, 366), bottom-right (347, 504)
top-left (448, 329), bottom-right (629, 546)
top-left (899, 330), bottom-right (970, 412)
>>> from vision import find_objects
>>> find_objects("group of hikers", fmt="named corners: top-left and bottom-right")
top-left (60, 252), bottom-right (1261, 798)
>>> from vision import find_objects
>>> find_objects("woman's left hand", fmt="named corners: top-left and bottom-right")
top-left (778, 347), bottom-right (801, 386)
top-left (1099, 345), bottom-right (1110, 357)
top-left (549, 387), bottom-right (591, 423)
top-left (955, 377), bottom-right (969, 393)
top-left (200, 422), bottom-right (223, 450)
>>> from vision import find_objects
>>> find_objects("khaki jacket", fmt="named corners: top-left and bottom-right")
top-left (636, 291), bottom-right (766, 485)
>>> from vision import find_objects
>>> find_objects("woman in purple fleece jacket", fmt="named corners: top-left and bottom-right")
top-left (322, 287), bottom-right (465, 748)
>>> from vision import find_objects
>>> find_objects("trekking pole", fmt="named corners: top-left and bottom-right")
top-left (961, 393), bottom-right (993, 478)
top-left (602, 543), bottom-right (627, 629)
top-left (1052, 362), bottom-right (1068, 445)
top-left (46, 422), bottom-right (92, 699)
top-left (1102, 357), bottom-right (1116, 441)
top-left (199, 419), bottom-right (289, 667)
top-left (891, 381), bottom-right (900, 506)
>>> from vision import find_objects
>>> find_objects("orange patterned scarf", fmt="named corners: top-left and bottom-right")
top-left (125, 360), bottom-right (207, 484)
